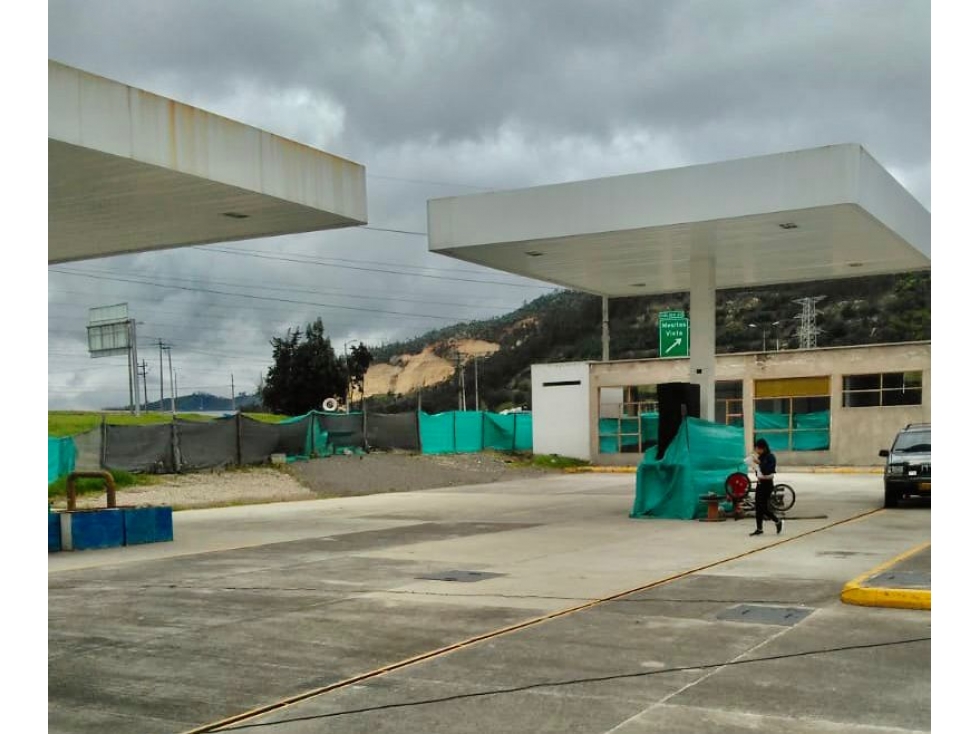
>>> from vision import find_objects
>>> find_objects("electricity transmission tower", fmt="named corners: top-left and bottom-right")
top-left (793, 296), bottom-right (825, 349)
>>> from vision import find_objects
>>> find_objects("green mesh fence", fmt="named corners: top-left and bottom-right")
top-left (48, 436), bottom-right (76, 484)
top-left (454, 412), bottom-right (484, 452)
top-left (631, 418), bottom-right (747, 520)
top-left (420, 411), bottom-right (532, 454)
top-left (484, 413), bottom-right (518, 451)
top-left (418, 412), bottom-right (457, 454)
top-left (514, 413), bottom-right (533, 451)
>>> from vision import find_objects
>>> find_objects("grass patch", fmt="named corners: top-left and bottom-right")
top-left (506, 452), bottom-right (591, 470)
top-left (240, 412), bottom-right (290, 423)
top-left (49, 411), bottom-right (296, 436)
top-left (48, 469), bottom-right (158, 500)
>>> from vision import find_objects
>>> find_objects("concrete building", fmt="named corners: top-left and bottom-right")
top-left (532, 341), bottom-right (930, 466)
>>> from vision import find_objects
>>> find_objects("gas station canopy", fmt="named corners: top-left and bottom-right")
top-left (427, 144), bottom-right (930, 421)
top-left (427, 144), bottom-right (929, 296)
top-left (48, 60), bottom-right (367, 264)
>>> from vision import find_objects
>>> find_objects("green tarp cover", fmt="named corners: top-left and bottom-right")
top-left (48, 436), bottom-right (76, 484)
top-left (631, 418), bottom-right (747, 520)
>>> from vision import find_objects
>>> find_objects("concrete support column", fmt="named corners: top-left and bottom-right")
top-left (689, 253), bottom-right (716, 421)
top-left (602, 296), bottom-right (610, 362)
top-left (742, 376), bottom-right (755, 455)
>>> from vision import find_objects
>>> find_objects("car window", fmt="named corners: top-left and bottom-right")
top-left (893, 430), bottom-right (930, 452)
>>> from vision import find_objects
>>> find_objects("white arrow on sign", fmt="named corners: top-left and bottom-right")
top-left (664, 337), bottom-right (683, 354)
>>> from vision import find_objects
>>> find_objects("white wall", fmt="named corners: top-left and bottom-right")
top-left (531, 363), bottom-right (591, 461)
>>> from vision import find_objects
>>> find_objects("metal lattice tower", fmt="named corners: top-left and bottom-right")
top-left (793, 296), bottom-right (825, 349)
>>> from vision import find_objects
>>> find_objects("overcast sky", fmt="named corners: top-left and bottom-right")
top-left (47, 0), bottom-right (931, 410)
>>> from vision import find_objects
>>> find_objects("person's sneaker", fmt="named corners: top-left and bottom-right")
top-left (776, 518), bottom-right (784, 535)
top-left (749, 529), bottom-right (763, 536)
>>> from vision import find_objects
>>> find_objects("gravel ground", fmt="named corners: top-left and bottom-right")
top-left (53, 452), bottom-right (551, 510)
top-left (287, 450), bottom-right (549, 497)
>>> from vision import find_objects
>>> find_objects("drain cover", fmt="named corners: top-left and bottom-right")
top-left (416, 570), bottom-right (504, 583)
top-left (717, 604), bottom-right (814, 626)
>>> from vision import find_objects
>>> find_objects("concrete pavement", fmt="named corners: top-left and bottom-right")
top-left (49, 471), bottom-right (930, 733)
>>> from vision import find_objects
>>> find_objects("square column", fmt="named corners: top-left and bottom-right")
top-left (689, 253), bottom-right (716, 421)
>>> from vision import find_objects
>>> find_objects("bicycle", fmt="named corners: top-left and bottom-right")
top-left (723, 472), bottom-right (796, 516)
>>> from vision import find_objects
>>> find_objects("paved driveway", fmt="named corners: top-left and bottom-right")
top-left (49, 472), bottom-right (930, 733)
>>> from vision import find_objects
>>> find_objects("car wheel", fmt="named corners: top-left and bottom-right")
top-left (884, 484), bottom-right (901, 508)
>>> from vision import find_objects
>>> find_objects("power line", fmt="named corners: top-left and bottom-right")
top-left (49, 265), bottom-right (520, 311)
top-left (192, 246), bottom-right (554, 289)
top-left (47, 269), bottom-right (466, 322)
top-left (365, 173), bottom-right (493, 191)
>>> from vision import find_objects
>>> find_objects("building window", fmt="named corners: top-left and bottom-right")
top-left (843, 372), bottom-right (923, 408)
top-left (715, 380), bottom-right (744, 426)
top-left (598, 386), bottom-right (658, 454)
top-left (754, 376), bottom-right (831, 451)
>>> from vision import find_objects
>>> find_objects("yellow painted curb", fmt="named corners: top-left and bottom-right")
top-left (840, 540), bottom-right (931, 611)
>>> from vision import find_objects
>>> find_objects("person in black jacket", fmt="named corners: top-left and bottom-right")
top-left (749, 438), bottom-right (783, 537)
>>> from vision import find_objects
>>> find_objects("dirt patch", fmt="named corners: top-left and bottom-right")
top-left (51, 453), bottom-right (551, 511)
top-left (50, 467), bottom-right (316, 511)
top-left (287, 451), bottom-right (547, 497)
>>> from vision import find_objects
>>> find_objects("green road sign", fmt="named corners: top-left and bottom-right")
top-left (659, 310), bottom-right (685, 320)
top-left (659, 315), bottom-right (689, 357)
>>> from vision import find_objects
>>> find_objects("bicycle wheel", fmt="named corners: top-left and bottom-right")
top-left (770, 484), bottom-right (796, 512)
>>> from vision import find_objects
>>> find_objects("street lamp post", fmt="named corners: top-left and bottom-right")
top-left (748, 321), bottom-right (780, 352)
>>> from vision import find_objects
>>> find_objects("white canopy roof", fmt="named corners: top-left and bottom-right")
top-left (428, 144), bottom-right (929, 296)
top-left (49, 61), bottom-right (367, 264)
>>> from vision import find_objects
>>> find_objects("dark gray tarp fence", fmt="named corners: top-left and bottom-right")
top-left (239, 415), bottom-right (310, 465)
top-left (175, 417), bottom-right (238, 471)
top-left (104, 423), bottom-right (176, 473)
top-left (316, 413), bottom-right (365, 450)
top-left (366, 412), bottom-right (420, 451)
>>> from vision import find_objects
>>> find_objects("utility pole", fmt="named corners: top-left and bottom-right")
top-left (474, 355), bottom-right (480, 412)
top-left (231, 374), bottom-right (236, 411)
top-left (139, 361), bottom-right (149, 411)
top-left (456, 351), bottom-right (464, 411)
top-left (129, 320), bottom-right (140, 416)
top-left (166, 346), bottom-right (175, 414)
top-left (127, 332), bottom-right (135, 415)
top-left (158, 339), bottom-right (165, 410)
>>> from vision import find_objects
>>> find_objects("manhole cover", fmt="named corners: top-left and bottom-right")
top-left (416, 570), bottom-right (504, 583)
top-left (717, 604), bottom-right (814, 626)
top-left (866, 571), bottom-right (931, 589)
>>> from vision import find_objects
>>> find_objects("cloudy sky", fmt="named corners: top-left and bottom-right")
top-left (47, 0), bottom-right (931, 410)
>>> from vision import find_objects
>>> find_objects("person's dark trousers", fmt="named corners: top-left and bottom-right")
top-left (755, 480), bottom-right (778, 530)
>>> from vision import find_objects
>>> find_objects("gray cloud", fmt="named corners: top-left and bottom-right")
top-left (48, 0), bottom-right (930, 409)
